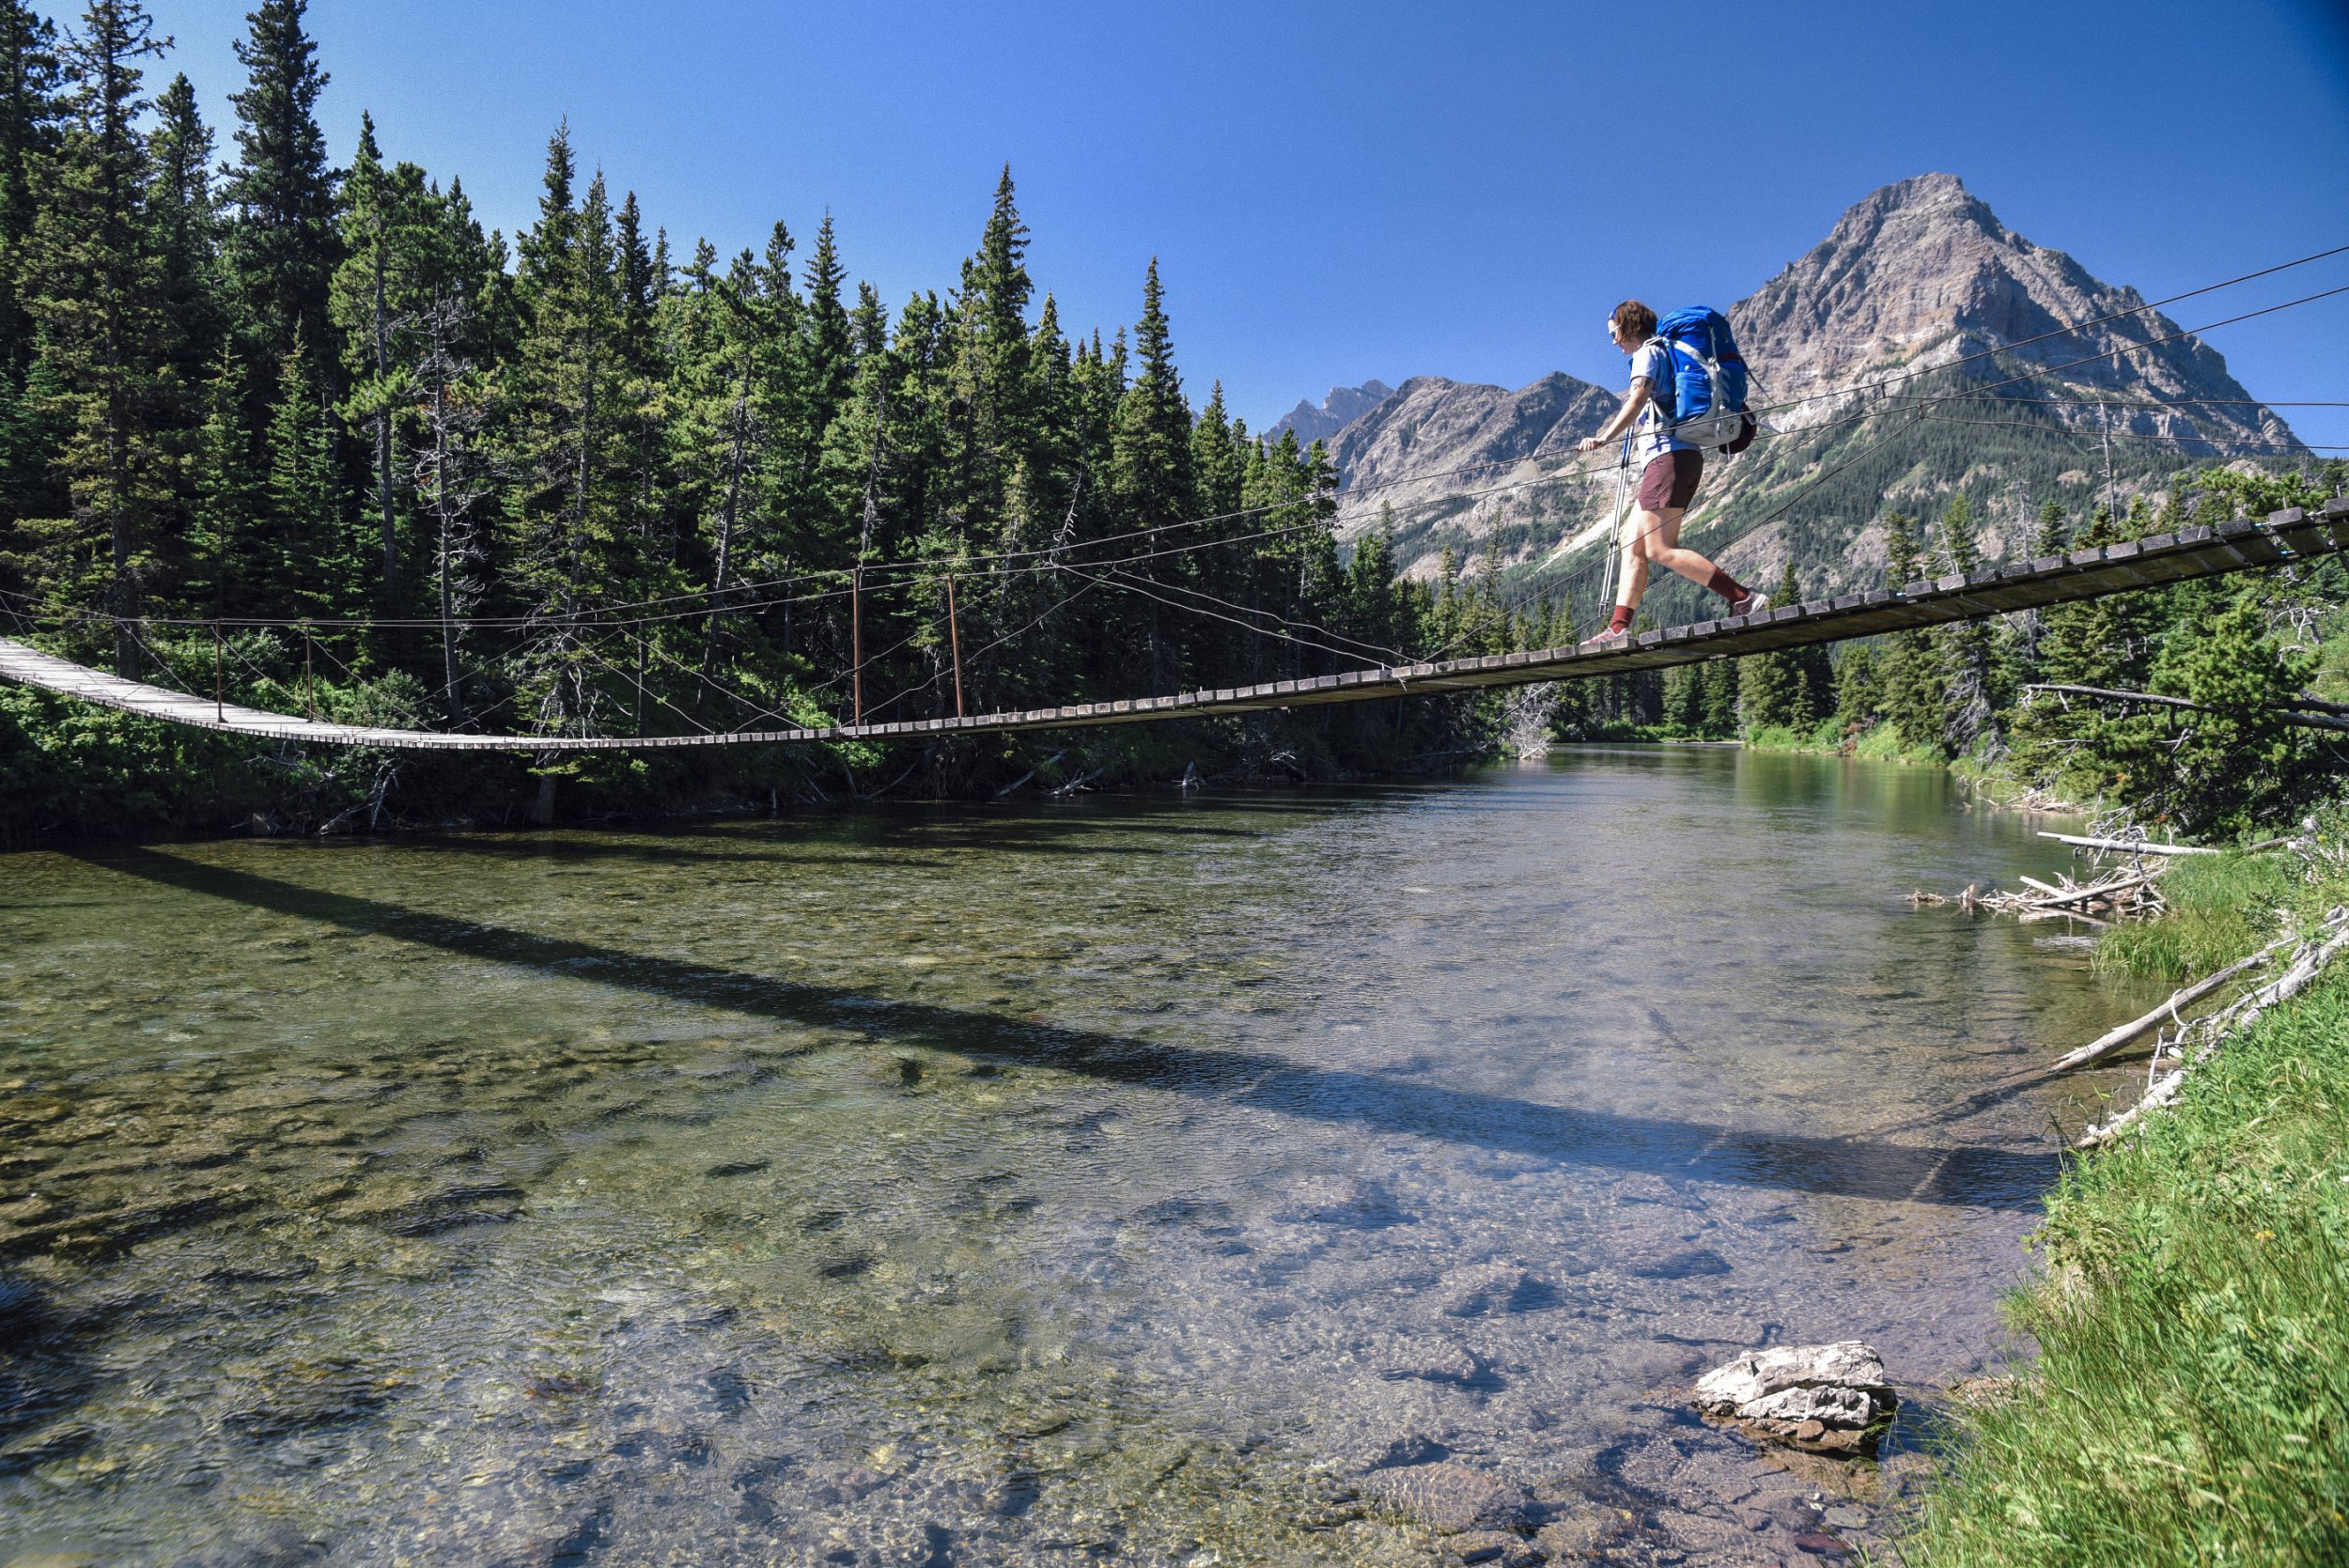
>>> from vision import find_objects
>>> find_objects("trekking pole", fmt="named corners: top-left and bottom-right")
top-left (1597, 442), bottom-right (1631, 629)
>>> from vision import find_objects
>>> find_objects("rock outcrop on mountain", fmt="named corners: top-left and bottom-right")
top-left (1732, 172), bottom-right (2294, 452)
top-left (1267, 379), bottom-right (1397, 446)
top-left (1327, 372), bottom-right (1620, 577)
top-left (1318, 173), bottom-right (2306, 613)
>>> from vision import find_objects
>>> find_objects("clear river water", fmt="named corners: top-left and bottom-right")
top-left (0, 747), bottom-right (2160, 1566)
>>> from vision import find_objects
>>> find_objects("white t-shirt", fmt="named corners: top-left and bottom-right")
top-left (1625, 339), bottom-right (1692, 463)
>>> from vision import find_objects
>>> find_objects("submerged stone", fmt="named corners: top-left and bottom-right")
top-left (1436, 1263), bottom-right (1554, 1317)
top-left (1359, 1461), bottom-right (1532, 1532)
top-left (1692, 1342), bottom-right (1897, 1456)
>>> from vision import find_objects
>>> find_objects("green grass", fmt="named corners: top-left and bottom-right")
top-left (2092, 850), bottom-right (2304, 982)
top-left (1739, 718), bottom-right (1847, 753)
top-left (1901, 968), bottom-right (2349, 1566)
top-left (1901, 831), bottom-right (2349, 1566)
top-left (1849, 721), bottom-right (1946, 765)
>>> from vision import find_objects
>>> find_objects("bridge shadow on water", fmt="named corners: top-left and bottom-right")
top-left (84, 846), bottom-right (2060, 1214)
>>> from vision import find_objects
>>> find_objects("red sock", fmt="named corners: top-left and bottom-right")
top-left (1608, 605), bottom-right (1634, 635)
top-left (1703, 567), bottom-right (1747, 604)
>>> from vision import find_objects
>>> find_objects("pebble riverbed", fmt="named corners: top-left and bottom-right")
top-left (0, 749), bottom-right (2160, 1564)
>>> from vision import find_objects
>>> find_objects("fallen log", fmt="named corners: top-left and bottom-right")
top-left (2021, 872), bottom-right (2152, 909)
top-left (2047, 938), bottom-right (2289, 1073)
top-left (2037, 832), bottom-right (2215, 856)
top-left (2078, 921), bottom-right (2349, 1148)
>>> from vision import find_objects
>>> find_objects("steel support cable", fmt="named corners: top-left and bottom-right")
top-left (630, 628), bottom-right (814, 735)
top-left (1059, 564), bottom-right (1384, 672)
top-left (1911, 411), bottom-right (2344, 452)
top-left (1963, 395), bottom-right (2349, 411)
top-left (17, 507), bottom-right (1346, 634)
top-left (572, 637), bottom-right (719, 736)
top-left (1095, 566), bottom-right (1418, 666)
top-left (850, 575), bottom-right (1111, 727)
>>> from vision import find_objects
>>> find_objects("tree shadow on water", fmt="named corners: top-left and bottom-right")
top-left (82, 847), bottom-right (2059, 1212)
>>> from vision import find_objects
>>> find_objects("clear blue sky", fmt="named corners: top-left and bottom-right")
top-left (106, 1), bottom-right (2349, 449)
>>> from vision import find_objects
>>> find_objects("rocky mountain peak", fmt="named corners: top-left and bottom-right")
top-left (1731, 175), bottom-right (2288, 450)
top-left (1268, 379), bottom-right (1397, 447)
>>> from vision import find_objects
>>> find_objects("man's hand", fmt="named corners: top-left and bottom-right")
top-left (1577, 435), bottom-right (1605, 454)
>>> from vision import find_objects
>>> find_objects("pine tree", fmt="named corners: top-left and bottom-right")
top-left (1874, 509), bottom-right (1946, 753)
top-left (221, 0), bottom-right (337, 374)
top-left (330, 113), bottom-right (397, 595)
top-left (411, 284), bottom-right (490, 723)
top-left (0, 0), bottom-right (57, 385)
top-left (1833, 644), bottom-right (1879, 737)
top-left (183, 341), bottom-right (257, 613)
top-left (503, 132), bottom-right (630, 736)
top-left (2145, 596), bottom-right (2315, 834)
top-left (261, 324), bottom-right (345, 616)
top-left (147, 74), bottom-right (217, 345)
top-left (1736, 635), bottom-right (1808, 735)
top-left (1698, 657), bottom-right (1738, 737)
top-left (1776, 559), bottom-right (1832, 727)
top-left (800, 211), bottom-right (852, 439)
top-left (1111, 258), bottom-right (1193, 689)
top-left (945, 166), bottom-right (1034, 547)
top-left (13, 0), bottom-right (177, 674)
top-left (1937, 493), bottom-right (1996, 753)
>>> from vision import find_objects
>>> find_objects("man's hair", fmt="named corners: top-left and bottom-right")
top-left (1611, 300), bottom-right (1657, 340)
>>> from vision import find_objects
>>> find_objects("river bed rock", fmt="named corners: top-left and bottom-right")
top-left (1692, 1342), bottom-right (1897, 1456)
top-left (1442, 1527), bottom-right (1544, 1565)
top-left (1359, 1460), bottom-right (1533, 1532)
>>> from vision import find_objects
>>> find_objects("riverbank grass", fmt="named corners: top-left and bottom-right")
top-left (2092, 848), bottom-right (2305, 981)
top-left (1904, 842), bottom-right (2349, 1567)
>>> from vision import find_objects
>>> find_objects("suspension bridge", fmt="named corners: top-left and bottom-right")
top-left (3, 499), bottom-right (2342, 753)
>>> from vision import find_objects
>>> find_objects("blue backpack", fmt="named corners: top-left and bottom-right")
top-left (1646, 306), bottom-right (1750, 451)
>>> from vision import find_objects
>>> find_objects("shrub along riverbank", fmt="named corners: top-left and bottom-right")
top-left (1901, 838), bottom-right (2349, 1565)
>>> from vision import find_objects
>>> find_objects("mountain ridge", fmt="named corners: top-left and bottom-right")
top-left (1266, 380), bottom-right (1397, 446)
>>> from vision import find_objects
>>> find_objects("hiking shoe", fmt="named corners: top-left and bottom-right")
top-left (1728, 590), bottom-right (1770, 620)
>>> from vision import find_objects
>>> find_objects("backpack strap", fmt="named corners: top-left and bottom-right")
top-left (1640, 334), bottom-right (1675, 421)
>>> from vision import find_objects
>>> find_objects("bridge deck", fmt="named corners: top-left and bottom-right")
top-left (4, 501), bottom-right (2344, 753)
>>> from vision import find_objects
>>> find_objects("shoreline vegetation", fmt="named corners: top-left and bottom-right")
top-left (1896, 833), bottom-right (2349, 1564)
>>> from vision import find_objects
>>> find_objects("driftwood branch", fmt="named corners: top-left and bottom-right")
top-left (2078, 916), bottom-right (2349, 1148)
top-left (2047, 937), bottom-right (2292, 1073)
top-left (2036, 831), bottom-right (2216, 857)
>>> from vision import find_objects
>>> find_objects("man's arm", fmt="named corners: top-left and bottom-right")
top-left (1577, 378), bottom-right (1652, 454)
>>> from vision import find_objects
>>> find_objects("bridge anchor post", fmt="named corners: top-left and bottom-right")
top-left (946, 571), bottom-right (964, 718)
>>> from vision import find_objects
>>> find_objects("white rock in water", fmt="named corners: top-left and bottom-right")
top-left (1693, 1341), bottom-right (1890, 1418)
top-left (1738, 1383), bottom-right (1877, 1427)
top-left (1694, 1342), bottom-right (1898, 1454)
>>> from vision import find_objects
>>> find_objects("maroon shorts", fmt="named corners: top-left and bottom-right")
top-left (1637, 449), bottom-right (1704, 511)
